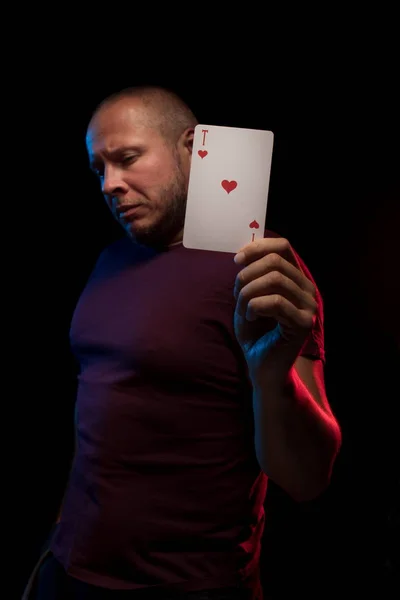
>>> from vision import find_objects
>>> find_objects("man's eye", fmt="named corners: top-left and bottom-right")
top-left (121, 155), bottom-right (137, 165)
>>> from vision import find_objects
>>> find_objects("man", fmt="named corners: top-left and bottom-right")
top-left (27, 86), bottom-right (342, 599)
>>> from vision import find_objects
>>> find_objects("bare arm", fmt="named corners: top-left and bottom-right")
top-left (252, 356), bottom-right (342, 501)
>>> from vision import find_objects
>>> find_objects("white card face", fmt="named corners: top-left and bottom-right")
top-left (183, 124), bottom-right (274, 254)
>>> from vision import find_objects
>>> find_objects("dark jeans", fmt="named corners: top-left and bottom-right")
top-left (26, 553), bottom-right (258, 600)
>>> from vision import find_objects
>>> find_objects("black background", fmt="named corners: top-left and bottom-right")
top-left (15, 30), bottom-right (399, 599)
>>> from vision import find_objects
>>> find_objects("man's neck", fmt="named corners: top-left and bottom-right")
top-left (168, 229), bottom-right (184, 247)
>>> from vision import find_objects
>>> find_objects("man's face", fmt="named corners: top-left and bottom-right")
top-left (86, 98), bottom-right (193, 247)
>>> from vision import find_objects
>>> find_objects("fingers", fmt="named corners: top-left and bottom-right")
top-left (235, 269), bottom-right (317, 323)
top-left (235, 237), bottom-right (293, 263)
top-left (235, 237), bottom-right (304, 272)
top-left (243, 294), bottom-right (316, 330)
top-left (234, 252), bottom-right (317, 300)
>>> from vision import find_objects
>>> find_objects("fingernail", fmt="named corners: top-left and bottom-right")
top-left (234, 252), bottom-right (245, 265)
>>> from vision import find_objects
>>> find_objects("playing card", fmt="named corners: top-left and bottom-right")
top-left (182, 124), bottom-right (274, 253)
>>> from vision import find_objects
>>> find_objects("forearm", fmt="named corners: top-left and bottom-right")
top-left (252, 367), bottom-right (341, 501)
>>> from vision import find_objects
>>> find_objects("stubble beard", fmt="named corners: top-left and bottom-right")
top-left (126, 162), bottom-right (188, 250)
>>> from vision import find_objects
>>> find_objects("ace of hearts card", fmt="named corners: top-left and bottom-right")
top-left (182, 124), bottom-right (274, 253)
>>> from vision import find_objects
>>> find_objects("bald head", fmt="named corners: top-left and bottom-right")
top-left (89, 85), bottom-right (199, 146)
top-left (85, 85), bottom-right (197, 249)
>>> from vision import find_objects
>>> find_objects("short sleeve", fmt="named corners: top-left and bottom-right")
top-left (264, 229), bottom-right (325, 363)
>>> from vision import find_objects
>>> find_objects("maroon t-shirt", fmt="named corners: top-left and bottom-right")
top-left (51, 230), bottom-right (325, 594)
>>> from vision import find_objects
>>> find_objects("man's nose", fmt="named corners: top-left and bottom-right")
top-left (101, 165), bottom-right (129, 197)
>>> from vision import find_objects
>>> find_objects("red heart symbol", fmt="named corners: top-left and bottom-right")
top-left (198, 150), bottom-right (208, 158)
top-left (249, 220), bottom-right (259, 229)
top-left (221, 180), bottom-right (237, 194)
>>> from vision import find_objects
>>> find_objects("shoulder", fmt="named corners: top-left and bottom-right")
top-left (263, 228), bottom-right (282, 239)
top-left (264, 228), bottom-right (320, 290)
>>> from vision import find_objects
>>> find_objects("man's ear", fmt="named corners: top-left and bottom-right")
top-left (181, 127), bottom-right (194, 155)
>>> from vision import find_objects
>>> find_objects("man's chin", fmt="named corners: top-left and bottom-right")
top-left (126, 222), bottom-right (181, 250)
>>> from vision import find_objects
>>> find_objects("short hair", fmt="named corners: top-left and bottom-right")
top-left (90, 85), bottom-right (199, 145)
